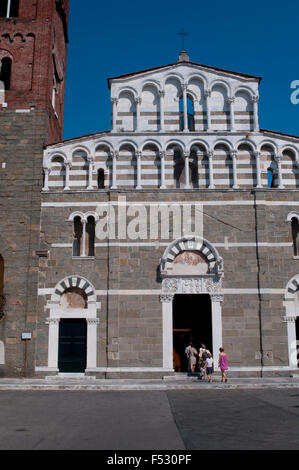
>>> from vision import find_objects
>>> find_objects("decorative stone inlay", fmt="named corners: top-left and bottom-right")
top-left (161, 276), bottom-right (222, 296)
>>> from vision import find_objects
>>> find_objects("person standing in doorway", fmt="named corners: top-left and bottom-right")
top-left (185, 341), bottom-right (198, 373)
top-left (204, 352), bottom-right (214, 383)
top-left (218, 347), bottom-right (228, 382)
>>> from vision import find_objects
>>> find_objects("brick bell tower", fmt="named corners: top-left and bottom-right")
top-left (0, 1), bottom-right (69, 377)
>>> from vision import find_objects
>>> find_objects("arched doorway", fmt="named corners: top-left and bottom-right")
top-left (160, 236), bottom-right (224, 372)
top-left (284, 275), bottom-right (299, 369)
top-left (173, 293), bottom-right (212, 372)
top-left (45, 276), bottom-right (100, 374)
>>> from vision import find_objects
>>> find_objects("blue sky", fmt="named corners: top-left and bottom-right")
top-left (63, 0), bottom-right (299, 140)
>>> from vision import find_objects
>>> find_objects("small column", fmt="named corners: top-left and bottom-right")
top-left (160, 295), bottom-right (174, 370)
top-left (276, 153), bottom-right (284, 189)
top-left (64, 161), bottom-right (71, 190)
top-left (283, 300), bottom-right (298, 368)
top-left (184, 151), bottom-right (190, 189)
top-left (135, 97), bottom-right (142, 132)
top-left (87, 157), bottom-right (94, 190)
top-left (254, 150), bottom-right (262, 188)
top-left (111, 98), bottom-right (118, 132)
top-left (86, 318), bottom-right (100, 370)
top-left (205, 89), bottom-right (212, 131)
top-left (211, 295), bottom-right (224, 370)
top-left (159, 90), bottom-right (165, 132)
top-left (136, 150), bottom-right (142, 189)
top-left (231, 150), bottom-right (239, 189)
top-left (43, 167), bottom-right (49, 191)
top-left (81, 219), bottom-right (87, 257)
top-left (182, 82), bottom-right (188, 132)
top-left (228, 97), bottom-right (235, 132)
top-left (208, 150), bottom-right (215, 189)
top-left (47, 318), bottom-right (60, 369)
top-left (6, 0), bottom-right (11, 18)
top-left (111, 151), bottom-right (118, 189)
top-left (252, 95), bottom-right (259, 132)
top-left (159, 151), bottom-right (166, 189)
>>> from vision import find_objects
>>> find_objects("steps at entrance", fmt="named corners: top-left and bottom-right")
top-left (45, 374), bottom-right (96, 381)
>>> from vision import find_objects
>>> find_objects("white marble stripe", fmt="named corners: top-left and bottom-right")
top-left (51, 242), bottom-right (293, 248)
top-left (42, 201), bottom-right (299, 208)
top-left (38, 287), bottom-right (286, 296)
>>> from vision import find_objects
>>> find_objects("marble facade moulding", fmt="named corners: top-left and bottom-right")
top-left (159, 276), bottom-right (223, 302)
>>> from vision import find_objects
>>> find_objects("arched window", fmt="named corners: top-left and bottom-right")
top-left (0, 58), bottom-right (12, 90)
top-left (73, 216), bottom-right (83, 256)
top-left (291, 218), bottom-right (299, 257)
top-left (0, 0), bottom-right (19, 17)
top-left (86, 216), bottom-right (95, 257)
top-left (187, 96), bottom-right (195, 131)
top-left (97, 169), bottom-right (105, 189)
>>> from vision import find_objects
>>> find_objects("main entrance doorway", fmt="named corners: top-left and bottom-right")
top-left (58, 319), bottom-right (87, 372)
top-left (296, 318), bottom-right (299, 368)
top-left (173, 294), bottom-right (212, 372)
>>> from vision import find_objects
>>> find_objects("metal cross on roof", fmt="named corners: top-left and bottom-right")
top-left (177, 28), bottom-right (189, 50)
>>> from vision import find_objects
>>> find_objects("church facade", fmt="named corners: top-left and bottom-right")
top-left (1, 1), bottom-right (299, 378)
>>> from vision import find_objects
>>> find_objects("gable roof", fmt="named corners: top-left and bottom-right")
top-left (107, 60), bottom-right (262, 88)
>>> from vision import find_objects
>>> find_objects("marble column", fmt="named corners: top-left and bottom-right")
top-left (136, 150), bottom-right (142, 189)
top-left (159, 151), bottom-right (166, 189)
top-left (228, 97), bottom-right (235, 131)
top-left (64, 162), bottom-right (71, 191)
top-left (87, 157), bottom-right (94, 190)
top-left (276, 153), bottom-right (284, 189)
top-left (211, 295), bottom-right (224, 370)
top-left (252, 95), bottom-right (259, 132)
top-left (111, 98), bottom-right (118, 131)
top-left (159, 90), bottom-right (165, 132)
top-left (205, 89), bottom-right (212, 131)
top-left (231, 150), bottom-right (239, 189)
top-left (135, 97), bottom-right (142, 132)
top-left (208, 150), bottom-right (215, 189)
top-left (160, 295), bottom-right (174, 370)
top-left (111, 151), bottom-right (118, 189)
top-left (43, 167), bottom-right (49, 191)
top-left (254, 150), bottom-right (262, 188)
top-left (184, 151), bottom-right (190, 189)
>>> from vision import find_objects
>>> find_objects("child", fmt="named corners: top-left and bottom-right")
top-left (218, 347), bottom-right (228, 383)
top-left (204, 352), bottom-right (214, 383)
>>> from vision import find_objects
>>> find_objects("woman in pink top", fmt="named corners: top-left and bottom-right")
top-left (218, 347), bottom-right (228, 383)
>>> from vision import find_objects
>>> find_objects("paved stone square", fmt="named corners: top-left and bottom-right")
top-left (0, 389), bottom-right (298, 450)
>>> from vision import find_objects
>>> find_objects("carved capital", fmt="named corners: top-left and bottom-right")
top-left (159, 90), bottom-right (165, 98)
top-left (252, 95), bottom-right (259, 103)
top-left (136, 150), bottom-right (142, 159)
top-left (160, 294), bottom-right (174, 303)
top-left (207, 150), bottom-right (214, 159)
top-left (230, 150), bottom-right (237, 158)
top-left (159, 151), bottom-right (166, 159)
top-left (111, 97), bottom-right (119, 105)
top-left (204, 89), bottom-right (211, 98)
top-left (87, 318), bottom-right (100, 325)
top-left (283, 316), bottom-right (296, 323)
top-left (227, 97), bottom-right (235, 104)
top-left (46, 317), bottom-right (60, 325)
top-left (135, 97), bottom-right (142, 105)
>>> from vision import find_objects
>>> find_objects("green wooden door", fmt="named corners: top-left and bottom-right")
top-left (58, 319), bottom-right (87, 372)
